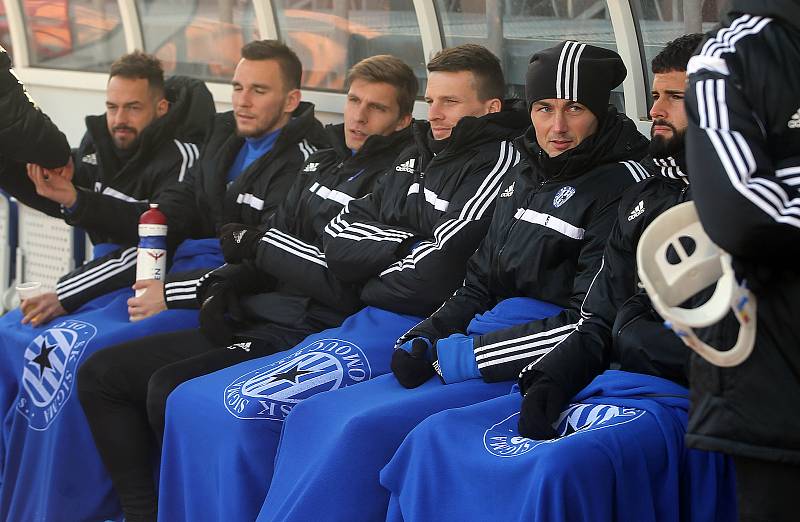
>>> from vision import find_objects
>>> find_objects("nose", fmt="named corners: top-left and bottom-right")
top-left (428, 101), bottom-right (443, 121)
top-left (354, 103), bottom-right (368, 123)
top-left (552, 109), bottom-right (568, 133)
top-left (236, 90), bottom-right (252, 109)
top-left (650, 97), bottom-right (667, 120)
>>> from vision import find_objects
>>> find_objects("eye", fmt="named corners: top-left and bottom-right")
top-left (671, 94), bottom-right (684, 101)
top-left (254, 88), bottom-right (266, 95)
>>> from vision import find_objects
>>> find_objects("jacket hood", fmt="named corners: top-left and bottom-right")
top-left (327, 121), bottom-right (413, 163)
top-left (517, 105), bottom-right (649, 181)
top-left (728, 0), bottom-right (800, 32)
top-left (412, 98), bottom-right (530, 159)
top-left (272, 101), bottom-right (327, 153)
top-left (85, 75), bottom-right (215, 157)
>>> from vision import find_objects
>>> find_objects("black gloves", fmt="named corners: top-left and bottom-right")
top-left (219, 222), bottom-right (262, 264)
top-left (198, 280), bottom-right (242, 347)
top-left (517, 372), bottom-right (568, 440)
top-left (391, 337), bottom-right (436, 389)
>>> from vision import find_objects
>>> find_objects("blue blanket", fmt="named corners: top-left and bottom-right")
top-left (381, 371), bottom-right (737, 522)
top-left (157, 306), bottom-right (422, 522)
top-left (0, 239), bottom-right (223, 522)
top-left (257, 298), bottom-right (560, 522)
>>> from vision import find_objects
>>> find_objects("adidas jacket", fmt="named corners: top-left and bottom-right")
top-left (520, 154), bottom-right (691, 401)
top-left (49, 76), bottom-right (216, 312)
top-left (0, 45), bottom-right (69, 169)
top-left (684, 0), bottom-right (800, 463)
top-left (323, 103), bottom-right (530, 317)
top-left (198, 123), bottom-right (414, 332)
top-left (400, 107), bottom-right (649, 382)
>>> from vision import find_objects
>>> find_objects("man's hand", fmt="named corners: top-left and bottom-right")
top-left (199, 281), bottom-right (241, 346)
top-left (128, 280), bottom-right (167, 322)
top-left (517, 373), bottom-right (568, 440)
top-left (20, 292), bottom-right (66, 327)
top-left (391, 337), bottom-right (436, 388)
top-left (27, 161), bottom-right (77, 207)
top-left (219, 223), bottom-right (262, 263)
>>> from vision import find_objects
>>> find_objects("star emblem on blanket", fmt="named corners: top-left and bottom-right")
top-left (31, 339), bottom-right (56, 378)
top-left (268, 364), bottom-right (313, 384)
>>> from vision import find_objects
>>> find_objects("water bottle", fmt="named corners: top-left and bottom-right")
top-left (135, 203), bottom-right (168, 297)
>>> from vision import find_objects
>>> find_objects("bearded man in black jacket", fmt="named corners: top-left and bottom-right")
top-left (2, 51), bottom-right (215, 325)
top-left (251, 41), bottom-right (650, 522)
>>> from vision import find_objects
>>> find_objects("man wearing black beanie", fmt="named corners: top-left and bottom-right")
top-left (248, 41), bottom-right (648, 521)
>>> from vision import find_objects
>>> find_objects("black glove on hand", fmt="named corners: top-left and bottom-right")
top-left (517, 372), bottom-right (568, 440)
top-left (219, 222), bottom-right (262, 264)
top-left (391, 337), bottom-right (436, 389)
top-left (198, 281), bottom-right (242, 346)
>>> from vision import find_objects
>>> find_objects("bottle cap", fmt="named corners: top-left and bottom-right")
top-left (140, 203), bottom-right (167, 225)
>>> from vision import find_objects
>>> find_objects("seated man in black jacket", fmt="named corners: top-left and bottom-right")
top-left (78, 53), bottom-right (419, 522)
top-left (6, 50), bottom-right (214, 325)
top-left (380, 34), bottom-right (734, 522)
top-left (0, 44), bottom-right (70, 169)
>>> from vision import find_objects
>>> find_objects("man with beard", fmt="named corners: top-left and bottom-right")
top-left (8, 51), bottom-right (214, 325)
top-left (684, 2), bottom-right (800, 520)
top-left (0, 44), bottom-right (69, 169)
top-left (380, 34), bottom-right (735, 522)
top-left (255, 41), bottom-right (649, 522)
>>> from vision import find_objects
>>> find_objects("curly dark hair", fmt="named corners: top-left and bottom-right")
top-left (652, 33), bottom-right (704, 73)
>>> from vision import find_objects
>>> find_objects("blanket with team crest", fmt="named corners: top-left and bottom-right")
top-left (381, 371), bottom-right (737, 522)
top-left (0, 239), bottom-right (222, 522)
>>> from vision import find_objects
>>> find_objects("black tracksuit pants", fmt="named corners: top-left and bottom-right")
top-left (77, 324), bottom-right (312, 522)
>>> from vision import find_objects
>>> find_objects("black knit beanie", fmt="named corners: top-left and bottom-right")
top-left (525, 41), bottom-right (627, 119)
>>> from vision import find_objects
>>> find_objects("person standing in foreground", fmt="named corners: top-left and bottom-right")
top-left (684, 1), bottom-right (800, 520)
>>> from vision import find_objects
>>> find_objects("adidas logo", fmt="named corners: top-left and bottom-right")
top-left (82, 153), bottom-right (97, 165)
top-left (303, 162), bottom-right (319, 172)
top-left (628, 200), bottom-right (645, 221)
top-left (395, 158), bottom-right (416, 173)
top-left (789, 108), bottom-right (800, 129)
top-left (233, 230), bottom-right (246, 244)
top-left (227, 342), bottom-right (252, 352)
top-left (499, 182), bottom-right (515, 198)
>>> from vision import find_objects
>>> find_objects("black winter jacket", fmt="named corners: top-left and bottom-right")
top-left (520, 154), bottom-right (691, 402)
top-left (50, 76), bottom-right (215, 312)
top-left (0, 45), bottom-right (69, 168)
top-left (324, 103), bottom-right (530, 317)
top-left (202, 123), bottom-right (414, 336)
top-left (401, 107), bottom-right (649, 382)
top-left (685, 0), bottom-right (800, 463)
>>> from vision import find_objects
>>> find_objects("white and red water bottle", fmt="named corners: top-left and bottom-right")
top-left (135, 203), bottom-right (168, 297)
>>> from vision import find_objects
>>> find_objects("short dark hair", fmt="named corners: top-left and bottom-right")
top-left (109, 51), bottom-right (164, 98)
top-left (241, 40), bottom-right (302, 91)
top-left (652, 33), bottom-right (704, 73)
top-left (346, 55), bottom-right (418, 117)
top-left (426, 44), bottom-right (505, 102)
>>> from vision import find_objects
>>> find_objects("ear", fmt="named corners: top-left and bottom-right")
top-left (284, 88), bottom-right (301, 114)
top-left (486, 98), bottom-right (502, 114)
top-left (395, 113), bottom-right (412, 131)
top-left (155, 98), bottom-right (169, 118)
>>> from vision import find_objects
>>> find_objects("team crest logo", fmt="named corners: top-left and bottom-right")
top-left (553, 186), bottom-right (576, 208)
top-left (17, 320), bottom-right (97, 430)
top-left (483, 402), bottom-right (646, 458)
top-left (224, 338), bottom-right (371, 421)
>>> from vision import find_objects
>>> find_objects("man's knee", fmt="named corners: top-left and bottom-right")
top-left (77, 348), bottom-right (118, 400)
